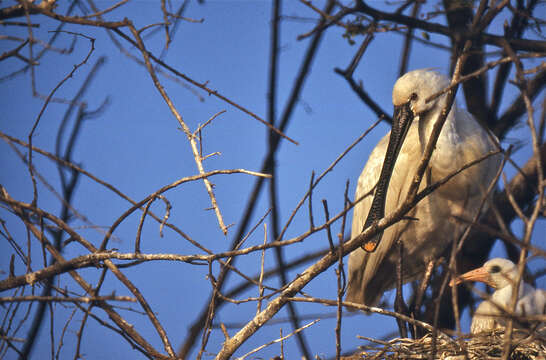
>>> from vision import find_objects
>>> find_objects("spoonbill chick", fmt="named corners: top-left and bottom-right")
top-left (452, 257), bottom-right (546, 334)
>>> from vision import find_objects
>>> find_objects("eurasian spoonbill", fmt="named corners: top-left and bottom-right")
top-left (346, 69), bottom-right (502, 307)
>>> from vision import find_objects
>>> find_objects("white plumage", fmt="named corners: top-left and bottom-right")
top-left (453, 258), bottom-right (546, 334)
top-left (346, 69), bottom-right (501, 306)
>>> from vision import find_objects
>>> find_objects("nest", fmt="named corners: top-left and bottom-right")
top-left (346, 329), bottom-right (546, 360)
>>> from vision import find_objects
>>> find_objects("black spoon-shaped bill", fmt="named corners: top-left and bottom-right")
top-left (361, 102), bottom-right (414, 252)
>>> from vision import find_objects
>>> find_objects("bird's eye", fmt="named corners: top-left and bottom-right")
top-left (410, 92), bottom-right (418, 101)
top-left (489, 265), bottom-right (501, 273)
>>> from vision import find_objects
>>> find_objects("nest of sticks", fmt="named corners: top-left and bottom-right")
top-left (345, 328), bottom-right (546, 360)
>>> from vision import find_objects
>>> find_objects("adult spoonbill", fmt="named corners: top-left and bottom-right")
top-left (346, 69), bottom-right (501, 307)
top-left (452, 258), bottom-right (546, 334)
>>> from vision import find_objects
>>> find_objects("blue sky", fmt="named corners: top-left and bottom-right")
top-left (1, 1), bottom-right (544, 359)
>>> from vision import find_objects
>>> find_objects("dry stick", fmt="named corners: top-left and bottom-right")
top-left (0, 241), bottom-right (294, 294)
top-left (271, 169), bottom-right (313, 357)
top-left (0, 296), bottom-right (136, 303)
top-left (423, 33), bottom-right (475, 359)
top-left (199, 263), bottom-right (219, 360)
top-left (334, 268), bottom-right (343, 360)
top-left (266, 1), bottom-right (312, 356)
top-left (221, 247), bottom-right (329, 313)
top-left (501, 173), bottom-right (527, 221)
top-left (322, 200), bottom-right (334, 252)
top-left (197, 209), bottom-right (273, 360)
top-left (0, 39), bottom-right (30, 62)
top-left (289, 297), bottom-right (454, 340)
top-left (214, 149), bottom-right (486, 360)
top-left (459, 220), bottom-right (546, 258)
top-left (0, 147), bottom-right (515, 293)
top-left (0, 190), bottom-right (177, 358)
top-left (47, 302), bottom-right (54, 359)
top-left (481, 149), bottom-right (529, 246)
top-left (354, 1), bottom-right (546, 52)
top-left (81, 0), bottom-right (130, 19)
top-left (150, 0), bottom-right (198, 69)
top-left (157, 195), bottom-right (171, 237)
top-left (194, 110), bottom-right (226, 138)
top-left (256, 223), bottom-right (267, 314)
top-left (74, 303), bottom-right (94, 360)
top-left (425, 52), bottom-right (546, 104)
top-left (27, 32), bottom-right (95, 206)
top-left (0, 131), bottom-right (136, 209)
top-left (97, 167), bottom-right (270, 251)
top-left (2, 129), bottom-right (268, 221)
top-left (68, 298), bottom-right (149, 359)
top-left (539, 98), bottom-right (546, 144)
top-left (19, 32), bottom-right (97, 360)
top-left (502, 0), bottom-right (541, 81)
top-left (504, 41), bottom-right (544, 211)
top-left (108, 28), bottom-right (296, 146)
top-left (135, 197), bottom-right (155, 254)
top-left (408, 4), bottom-right (506, 338)
top-left (335, 181), bottom-right (350, 360)
top-left (411, 259), bottom-right (436, 336)
top-left (495, 68), bottom-right (546, 138)
top-left (448, 237), bottom-right (468, 359)
top-left (184, 143), bottom-right (497, 358)
top-left (444, 127), bottom-right (506, 360)
top-left (21, 0), bottom-right (36, 112)
top-left (279, 328), bottom-right (284, 359)
top-left (398, 0), bottom-right (421, 77)
top-left (308, 171), bottom-right (315, 230)
top-left (277, 118), bottom-right (382, 242)
top-left (500, 39), bottom-right (544, 360)
top-left (2, 289), bottom-right (27, 355)
top-left (94, 21), bottom-right (204, 102)
top-left (1, 16), bottom-right (76, 85)
top-left (236, 319), bottom-right (319, 360)
top-left (127, 24), bottom-right (227, 236)
top-left (2, 130), bottom-right (268, 259)
top-left (449, 0), bottom-right (491, 129)
top-left (0, 299), bottom-right (24, 357)
top-left (55, 56), bottom-right (107, 190)
top-left (179, 3), bottom-right (337, 356)
top-left (439, 3), bottom-right (510, 348)
top-left (391, 27), bottom-right (452, 51)
top-left (55, 307), bottom-right (76, 359)
top-left (334, 30), bottom-right (393, 124)
top-left (216, 310), bottom-right (361, 330)
top-left (16, 2), bottom-right (129, 28)
top-left (0, 188), bottom-right (168, 359)
top-left (159, 0), bottom-right (170, 48)
top-left (211, 287), bottom-right (278, 306)
top-left (214, 229), bottom-right (372, 359)
top-left (296, 1), bottom-right (352, 41)
top-left (101, 260), bottom-right (179, 356)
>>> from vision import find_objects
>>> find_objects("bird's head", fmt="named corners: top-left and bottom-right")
top-left (392, 69), bottom-right (450, 117)
top-left (451, 258), bottom-right (519, 290)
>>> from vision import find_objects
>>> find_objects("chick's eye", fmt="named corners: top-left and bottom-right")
top-left (489, 265), bottom-right (501, 273)
top-left (410, 92), bottom-right (418, 101)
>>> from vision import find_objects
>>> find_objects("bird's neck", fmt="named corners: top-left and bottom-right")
top-left (493, 281), bottom-right (527, 305)
top-left (417, 100), bottom-right (459, 156)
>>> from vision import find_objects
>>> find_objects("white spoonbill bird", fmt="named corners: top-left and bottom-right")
top-left (346, 69), bottom-right (502, 306)
top-left (452, 258), bottom-right (546, 334)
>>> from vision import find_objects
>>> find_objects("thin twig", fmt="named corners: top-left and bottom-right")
top-left (236, 319), bottom-right (319, 360)
top-left (256, 223), bottom-right (267, 314)
top-left (127, 22), bottom-right (228, 236)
